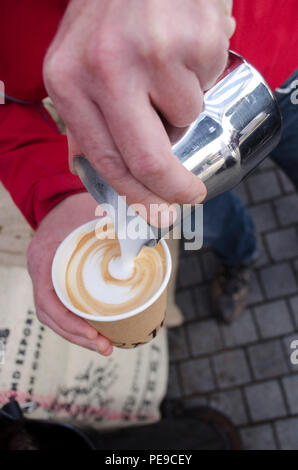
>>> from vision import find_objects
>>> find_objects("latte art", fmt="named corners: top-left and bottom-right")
top-left (66, 223), bottom-right (166, 316)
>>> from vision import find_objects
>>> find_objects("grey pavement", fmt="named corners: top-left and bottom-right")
top-left (166, 160), bottom-right (298, 450)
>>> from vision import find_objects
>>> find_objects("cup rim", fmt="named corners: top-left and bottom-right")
top-left (51, 219), bottom-right (172, 322)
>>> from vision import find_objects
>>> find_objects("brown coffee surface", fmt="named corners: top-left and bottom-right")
top-left (65, 224), bottom-right (166, 315)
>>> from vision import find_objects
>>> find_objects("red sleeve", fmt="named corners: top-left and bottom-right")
top-left (231, 0), bottom-right (298, 90)
top-left (0, 0), bottom-right (68, 102)
top-left (0, 102), bottom-right (85, 230)
top-left (0, 0), bottom-right (84, 231)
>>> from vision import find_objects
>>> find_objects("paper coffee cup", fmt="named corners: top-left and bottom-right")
top-left (52, 219), bottom-right (172, 349)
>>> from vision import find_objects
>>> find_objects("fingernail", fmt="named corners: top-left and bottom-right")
top-left (102, 344), bottom-right (113, 356)
top-left (192, 183), bottom-right (207, 204)
top-left (85, 329), bottom-right (98, 340)
top-left (96, 338), bottom-right (113, 356)
top-left (196, 186), bottom-right (207, 204)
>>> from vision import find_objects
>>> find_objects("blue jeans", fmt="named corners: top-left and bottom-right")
top-left (203, 69), bottom-right (298, 265)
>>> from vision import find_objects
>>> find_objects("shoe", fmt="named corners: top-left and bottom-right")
top-left (211, 263), bottom-right (254, 324)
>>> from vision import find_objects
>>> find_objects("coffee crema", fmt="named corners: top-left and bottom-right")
top-left (65, 223), bottom-right (166, 316)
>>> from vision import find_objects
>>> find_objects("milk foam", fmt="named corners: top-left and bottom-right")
top-left (108, 209), bottom-right (155, 280)
top-left (83, 244), bottom-right (135, 304)
top-left (109, 236), bottom-right (149, 280)
top-left (65, 221), bottom-right (166, 316)
top-left (108, 256), bottom-right (134, 280)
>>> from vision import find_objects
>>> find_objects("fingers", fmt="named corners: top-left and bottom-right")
top-left (38, 307), bottom-right (113, 356)
top-left (179, 1), bottom-right (234, 91)
top-left (32, 262), bottom-right (113, 355)
top-left (226, 16), bottom-right (236, 39)
top-left (149, 63), bottom-right (204, 127)
top-left (27, 194), bottom-right (114, 356)
top-left (64, 96), bottom-right (133, 194)
top-left (96, 86), bottom-right (207, 205)
top-left (36, 286), bottom-right (98, 340)
top-left (218, 0), bottom-right (233, 15)
top-left (218, 0), bottom-right (236, 39)
top-left (36, 283), bottom-right (114, 355)
top-left (44, 0), bottom-right (234, 223)
top-left (64, 92), bottom-right (198, 225)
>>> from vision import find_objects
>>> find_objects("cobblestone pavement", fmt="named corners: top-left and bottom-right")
top-left (166, 157), bottom-right (298, 450)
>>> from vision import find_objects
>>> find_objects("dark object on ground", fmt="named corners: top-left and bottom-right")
top-left (87, 400), bottom-right (242, 450)
top-left (0, 397), bottom-right (241, 450)
top-left (0, 398), bottom-right (95, 450)
top-left (211, 263), bottom-right (254, 324)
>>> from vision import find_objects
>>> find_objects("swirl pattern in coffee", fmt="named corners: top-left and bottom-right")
top-left (66, 222), bottom-right (166, 315)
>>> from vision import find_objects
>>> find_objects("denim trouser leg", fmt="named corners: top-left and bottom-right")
top-left (202, 69), bottom-right (298, 266)
top-left (203, 190), bottom-right (258, 265)
top-left (270, 69), bottom-right (298, 184)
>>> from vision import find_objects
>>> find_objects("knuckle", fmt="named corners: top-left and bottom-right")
top-left (146, 43), bottom-right (171, 70)
top-left (42, 51), bottom-right (56, 85)
top-left (169, 101), bottom-right (202, 127)
top-left (224, 0), bottom-right (233, 15)
top-left (195, 32), bottom-right (228, 88)
top-left (97, 153), bottom-right (129, 182)
top-left (211, 37), bottom-right (229, 73)
top-left (145, 45), bottom-right (169, 69)
top-left (84, 32), bottom-right (122, 84)
top-left (130, 153), bottom-right (167, 181)
top-left (197, 32), bottom-right (224, 64)
top-left (193, 8), bottom-right (228, 61)
top-left (169, 113), bottom-right (193, 128)
top-left (141, 29), bottom-right (171, 68)
top-left (43, 49), bottom-right (75, 97)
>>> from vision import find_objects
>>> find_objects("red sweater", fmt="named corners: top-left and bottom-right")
top-left (0, 0), bottom-right (297, 229)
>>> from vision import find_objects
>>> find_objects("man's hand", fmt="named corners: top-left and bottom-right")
top-left (27, 193), bottom-right (113, 356)
top-left (43, 0), bottom-right (235, 222)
